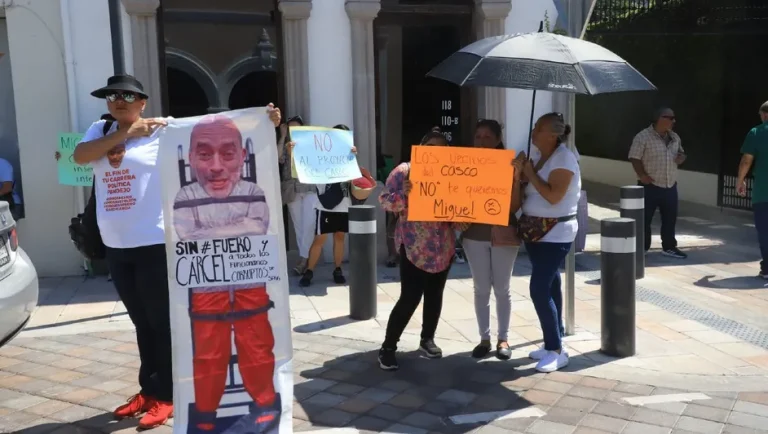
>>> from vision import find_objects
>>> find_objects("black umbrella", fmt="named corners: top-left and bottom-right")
top-left (426, 26), bottom-right (656, 155)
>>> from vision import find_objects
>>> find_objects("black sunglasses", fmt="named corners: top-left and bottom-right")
top-left (106, 92), bottom-right (138, 103)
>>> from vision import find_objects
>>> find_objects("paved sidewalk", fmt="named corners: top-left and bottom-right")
top-left (3, 181), bottom-right (768, 432)
top-left (2, 331), bottom-right (768, 433)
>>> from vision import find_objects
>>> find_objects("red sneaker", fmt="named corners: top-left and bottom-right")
top-left (114, 393), bottom-right (154, 419)
top-left (138, 400), bottom-right (174, 429)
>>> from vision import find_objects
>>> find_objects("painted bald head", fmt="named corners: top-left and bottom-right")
top-left (189, 114), bottom-right (245, 199)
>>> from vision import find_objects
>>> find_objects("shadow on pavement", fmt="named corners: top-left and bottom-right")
top-left (294, 343), bottom-right (614, 433)
top-left (694, 274), bottom-right (768, 290)
top-left (13, 412), bottom-right (143, 434)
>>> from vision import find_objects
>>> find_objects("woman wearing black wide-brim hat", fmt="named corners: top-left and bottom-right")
top-left (72, 74), bottom-right (283, 429)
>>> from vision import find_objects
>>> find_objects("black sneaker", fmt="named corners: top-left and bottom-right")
top-left (333, 267), bottom-right (346, 284)
top-left (378, 348), bottom-right (399, 371)
top-left (662, 247), bottom-right (687, 259)
top-left (419, 339), bottom-right (443, 359)
top-left (299, 270), bottom-right (313, 287)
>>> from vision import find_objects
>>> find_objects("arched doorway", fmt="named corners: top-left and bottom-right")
top-left (227, 71), bottom-right (278, 110)
top-left (166, 67), bottom-right (209, 118)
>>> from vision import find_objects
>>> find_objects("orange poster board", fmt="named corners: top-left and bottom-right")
top-left (407, 145), bottom-right (516, 225)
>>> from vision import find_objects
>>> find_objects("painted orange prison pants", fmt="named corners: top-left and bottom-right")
top-left (191, 287), bottom-right (276, 414)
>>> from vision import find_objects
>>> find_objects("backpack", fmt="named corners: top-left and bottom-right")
top-left (68, 117), bottom-right (114, 260)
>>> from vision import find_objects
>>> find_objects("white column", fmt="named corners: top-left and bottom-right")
top-left (279, 0), bottom-right (312, 120)
top-left (345, 0), bottom-right (380, 174)
top-left (4, 0), bottom-right (83, 276)
top-left (120, 0), bottom-right (162, 117)
top-left (475, 0), bottom-right (512, 125)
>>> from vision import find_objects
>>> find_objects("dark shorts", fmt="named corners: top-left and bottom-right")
top-left (316, 210), bottom-right (348, 234)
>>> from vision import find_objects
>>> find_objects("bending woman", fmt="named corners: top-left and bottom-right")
top-left (514, 113), bottom-right (581, 373)
top-left (378, 127), bottom-right (457, 371)
top-left (462, 119), bottom-right (522, 360)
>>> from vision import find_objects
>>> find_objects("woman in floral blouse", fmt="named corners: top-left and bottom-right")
top-left (377, 127), bottom-right (458, 371)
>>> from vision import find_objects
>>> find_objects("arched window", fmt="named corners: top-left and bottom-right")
top-left (166, 68), bottom-right (209, 118)
top-left (228, 71), bottom-right (278, 110)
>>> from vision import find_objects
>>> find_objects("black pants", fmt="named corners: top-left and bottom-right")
top-left (106, 244), bottom-right (173, 402)
top-left (642, 182), bottom-right (678, 251)
top-left (383, 246), bottom-right (450, 350)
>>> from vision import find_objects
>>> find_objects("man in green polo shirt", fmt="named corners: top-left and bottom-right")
top-left (737, 101), bottom-right (768, 279)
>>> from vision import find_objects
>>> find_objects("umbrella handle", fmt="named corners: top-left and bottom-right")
top-left (526, 89), bottom-right (537, 158)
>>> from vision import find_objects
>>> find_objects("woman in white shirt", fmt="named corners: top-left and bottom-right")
top-left (513, 112), bottom-right (581, 373)
top-left (73, 75), bottom-right (282, 428)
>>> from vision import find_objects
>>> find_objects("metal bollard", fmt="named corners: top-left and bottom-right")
top-left (620, 185), bottom-right (645, 279)
top-left (348, 205), bottom-right (377, 320)
top-left (600, 217), bottom-right (636, 358)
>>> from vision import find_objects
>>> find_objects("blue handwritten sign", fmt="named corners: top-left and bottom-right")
top-left (290, 126), bottom-right (361, 184)
top-left (58, 133), bottom-right (93, 186)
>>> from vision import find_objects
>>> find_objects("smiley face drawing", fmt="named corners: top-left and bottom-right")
top-left (484, 198), bottom-right (501, 216)
top-left (107, 144), bottom-right (126, 169)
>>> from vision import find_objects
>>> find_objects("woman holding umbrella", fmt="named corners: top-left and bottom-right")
top-left (514, 112), bottom-right (581, 373)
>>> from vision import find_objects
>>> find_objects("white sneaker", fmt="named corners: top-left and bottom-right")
top-left (529, 346), bottom-right (548, 360)
top-left (529, 346), bottom-right (569, 360)
top-left (535, 351), bottom-right (569, 373)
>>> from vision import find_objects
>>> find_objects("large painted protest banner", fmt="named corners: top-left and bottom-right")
top-left (158, 108), bottom-right (292, 434)
top-left (289, 126), bottom-right (361, 183)
top-left (58, 133), bottom-right (94, 186)
top-left (408, 145), bottom-right (516, 225)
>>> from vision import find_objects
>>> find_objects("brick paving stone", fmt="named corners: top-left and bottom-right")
top-left (737, 392), bottom-right (768, 406)
top-left (546, 372), bottom-right (582, 385)
top-left (555, 396), bottom-right (600, 412)
top-left (25, 398), bottom-right (74, 416)
top-left (357, 387), bottom-right (398, 403)
top-left (572, 428), bottom-right (613, 434)
top-left (490, 416), bottom-right (537, 432)
top-left (578, 414), bottom-right (628, 433)
top-left (726, 411), bottom-right (768, 431)
top-left (400, 411), bottom-right (442, 429)
top-left (674, 416), bottom-right (724, 434)
top-left (592, 402), bottom-right (637, 420)
top-left (613, 383), bottom-right (654, 396)
top-left (631, 408), bottom-right (680, 428)
top-left (682, 403), bottom-right (730, 423)
top-left (337, 397), bottom-right (379, 414)
top-left (541, 407), bottom-right (589, 426)
top-left (622, 421), bottom-right (672, 434)
top-left (721, 425), bottom-right (768, 434)
top-left (568, 386), bottom-right (610, 401)
top-left (578, 377), bottom-right (617, 390)
top-left (644, 402), bottom-right (689, 415)
top-left (312, 408), bottom-right (356, 427)
top-left (437, 389), bottom-right (477, 406)
top-left (523, 389), bottom-right (563, 406)
top-left (350, 415), bottom-right (392, 432)
top-left (535, 379), bottom-right (575, 394)
top-left (528, 419), bottom-right (577, 434)
top-left (2, 393), bottom-right (48, 411)
top-left (302, 392), bottom-right (346, 409)
top-left (694, 397), bottom-right (735, 411)
top-left (367, 403), bottom-right (412, 422)
top-left (733, 401), bottom-right (768, 417)
top-left (56, 388), bottom-right (105, 405)
top-left (419, 400), bottom-right (465, 417)
top-left (388, 392), bottom-right (427, 409)
top-left (382, 423), bottom-right (428, 434)
top-left (325, 382), bottom-right (364, 397)
top-left (48, 404), bottom-right (102, 423)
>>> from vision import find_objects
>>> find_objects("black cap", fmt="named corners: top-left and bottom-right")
top-left (91, 75), bottom-right (148, 99)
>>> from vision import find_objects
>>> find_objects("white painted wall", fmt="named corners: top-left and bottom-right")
top-left (5, 0), bottom-right (82, 276)
top-left (307, 0), bottom-right (353, 128)
top-left (0, 18), bottom-right (21, 207)
top-left (307, 0), bottom-right (355, 264)
top-left (504, 0), bottom-right (558, 155)
top-left (68, 0), bottom-right (115, 131)
top-left (580, 156), bottom-right (718, 206)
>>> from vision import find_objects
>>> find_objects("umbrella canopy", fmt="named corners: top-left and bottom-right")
top-left (427, 32), bottom-right (655, 95)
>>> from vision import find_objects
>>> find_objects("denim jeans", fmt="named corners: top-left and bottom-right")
top-left (641, 182), bottom-right (678, 251)
top-left (754, 202), bottom-right (768, 274)
top-left (525, 241), bottom-right (571, 351)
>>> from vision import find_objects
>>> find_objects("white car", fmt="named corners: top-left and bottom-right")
top-left (0, 202), bottom-right (38, 347)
